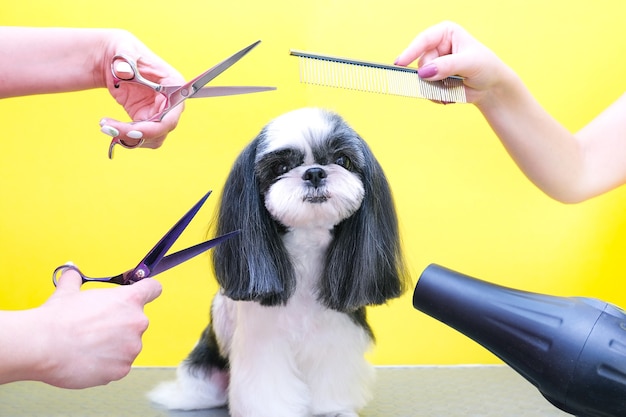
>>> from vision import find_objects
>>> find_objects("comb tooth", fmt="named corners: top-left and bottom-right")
top-left (370, 66), bottom-right (377, 93)
top-left (339, 62), bottom-right (344, 88)
top-left (298, 56), bottom-right (305, 83)
top-left (396, 71), bottom-right (411, 98)
top-left (356, 65), bottom-right (363, 91)
top-left (345, 62), bottom-right (352, 90)
top-left (360, 65), bottom-right (368, 92)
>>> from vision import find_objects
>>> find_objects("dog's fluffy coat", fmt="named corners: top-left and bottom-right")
top-left (149, 108), bottom-right (407, 417)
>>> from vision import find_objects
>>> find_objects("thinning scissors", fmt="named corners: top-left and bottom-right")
top-left (52, 191), bottom-right (239, 286)
top-left (108, 40), bottom-right (275, 158)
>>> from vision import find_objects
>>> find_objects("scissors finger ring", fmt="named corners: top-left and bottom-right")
top-left (120, 137), bottom-right (145, 149)
top-left (108, 137), bottom-right (145, 159)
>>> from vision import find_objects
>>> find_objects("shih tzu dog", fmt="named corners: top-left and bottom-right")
top-left (149, 107), bottom-right (408, 417)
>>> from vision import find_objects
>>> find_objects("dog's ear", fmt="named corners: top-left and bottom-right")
top-left (212, 133), bottom-right (295, 306)
top-left (320, 139), bottom-right (408, 311)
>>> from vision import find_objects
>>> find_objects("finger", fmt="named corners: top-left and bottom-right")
top-left (127, 278), bottom-right (163, 305)
top-left (418, 49), bottom-right (441, 67)
top-left (128, 104), bottom-right (183, 149)
top-left (54, 266), bottom-right (83, 293)
top-left (423, 51), bottom-right (479, 81)
top-left (99, 118), bottom-right (145, 146)
top-left (395, 21), bottom-right (455, 67)
top-left (100, 103), bottom-right (183, 151)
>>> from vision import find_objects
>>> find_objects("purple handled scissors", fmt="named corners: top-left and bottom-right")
top-left (52, 191), bottom-right (239, 286)
top-left (108, 40), bottom-right (275, 159)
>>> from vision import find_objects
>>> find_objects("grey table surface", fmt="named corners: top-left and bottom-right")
top-left (0, 366), bottom-right (570, 416)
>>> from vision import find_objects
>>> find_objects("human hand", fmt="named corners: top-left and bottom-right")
top-left (394, 21), bottom-right (509, 104)
top-left (98, 30), bottom-right (186, 151)
top-left (37, 267), bottom-right (162, 388)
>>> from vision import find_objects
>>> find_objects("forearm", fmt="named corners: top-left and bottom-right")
top-left (0, 27), bottom-right (124, 98)
top-left (0, 309), bottom-right (52, 384)
top-left (475, 68), bottom-right (587, 203)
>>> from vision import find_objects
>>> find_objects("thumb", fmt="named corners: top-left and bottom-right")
top-left (422, 53), bottom-right (476, 81)
top-left (126, 278), bottom-right (163, 305)
top-left (54, 266), bottom-right (84, 293)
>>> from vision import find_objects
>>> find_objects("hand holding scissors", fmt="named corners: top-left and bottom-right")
top-left (105, 40), bottom-right (275, 159)
top-left (53, 191), bottom-right (239, 286)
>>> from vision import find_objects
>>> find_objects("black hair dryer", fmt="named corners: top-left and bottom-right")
top-left (413, 264), bottom-right (626, 417)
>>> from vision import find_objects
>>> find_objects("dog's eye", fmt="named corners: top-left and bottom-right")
top-left (335, 155), bottom-right (352, 171)
top-left (275, 164), bottom-right (289, 176)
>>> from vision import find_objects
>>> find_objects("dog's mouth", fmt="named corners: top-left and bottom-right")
top-left (303, 190), bottom-right (330, 203)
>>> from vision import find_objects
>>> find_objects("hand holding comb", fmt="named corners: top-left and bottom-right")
top-left (290, 50), bottom-right (466, 103)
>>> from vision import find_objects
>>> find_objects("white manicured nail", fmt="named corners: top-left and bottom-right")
top-left (100, 125), bottom-right (120, 137)
top-left (127, 130), bottom-right (144, 140)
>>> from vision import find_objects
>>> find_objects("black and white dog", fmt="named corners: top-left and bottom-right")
top-left (149, 107), bottom-right (407, 417)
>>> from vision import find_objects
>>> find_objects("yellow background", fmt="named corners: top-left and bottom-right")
top-left (2, 0), bottom-right (626, 366)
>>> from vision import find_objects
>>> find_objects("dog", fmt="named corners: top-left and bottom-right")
top-left (149, 107), bottom-right (408, 417)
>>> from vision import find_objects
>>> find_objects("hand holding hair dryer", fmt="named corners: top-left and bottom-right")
top-left (413, 264), bottom-right (626, 417)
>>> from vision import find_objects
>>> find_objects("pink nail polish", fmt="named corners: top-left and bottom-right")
top-left (418, 63), bottom-right (438, 79)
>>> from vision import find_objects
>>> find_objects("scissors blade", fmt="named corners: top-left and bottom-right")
top-left (188, 86), bottom-right (276, 97)
top-left (166, 40), bottom-right (262, 111)
top-left (130, 191), bottom-right (213, 280)
top-left (158, 85), bottom-right (275, 97)
top-left (150, 230), bottom-right (240, 276)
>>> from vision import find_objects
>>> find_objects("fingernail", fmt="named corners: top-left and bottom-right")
top-left (59, 261), bottom-right (75, 274)
top-left (99, 119), bottom-right (107, 127)
top-left (393, 57), bottom-right (400, 65)
top-left (418, 63), bottom-right (438, 79)
top-left (127, 130), bottom-right (144, 140)
top-left (100, 125), bottom-right (120, 137)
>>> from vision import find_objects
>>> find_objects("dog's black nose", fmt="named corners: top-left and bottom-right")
top-left (303, 167), bottom-right (327, 188)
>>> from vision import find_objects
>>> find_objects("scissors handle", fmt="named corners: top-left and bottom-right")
top-left (52, 264), bottom-right (130, 287)
top-left (111, 54), bottom-right (162, 91)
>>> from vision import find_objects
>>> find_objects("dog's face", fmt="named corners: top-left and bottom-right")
top-left (254, 108), bottom-right (366, 229)
top-left (214, 107), bottom-right (407, 308)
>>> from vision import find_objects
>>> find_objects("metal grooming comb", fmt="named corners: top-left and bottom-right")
top-left (290, 50), bottom-right (467, 103)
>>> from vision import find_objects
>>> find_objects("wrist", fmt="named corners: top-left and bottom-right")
top-left (474, 64), bottom-right (525, 113)
top-left (92, 28), bottom-right (133, 90)
top-left (0, 308), bottom-right (53, 384)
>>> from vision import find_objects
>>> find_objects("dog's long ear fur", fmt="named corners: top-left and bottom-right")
top-left (212, 132), bottom-right (295, 306)
top-left (320, 139), bottom-right (408, 312)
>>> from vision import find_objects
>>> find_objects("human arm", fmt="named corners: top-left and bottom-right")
top-left (0, 27), bottom-right (185, 149)
top-left (394, 21), bottom-right (626, 203)
top-left (0, 268), bottom-right (162, 388)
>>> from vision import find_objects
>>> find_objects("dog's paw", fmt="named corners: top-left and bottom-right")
top-left (147, 364), bottom-right (228, 411)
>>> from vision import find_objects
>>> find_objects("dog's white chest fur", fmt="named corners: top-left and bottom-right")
top-left (209, 228), bottom-right (374, 417)
top-left (284, 228), bottom-right (331, 301)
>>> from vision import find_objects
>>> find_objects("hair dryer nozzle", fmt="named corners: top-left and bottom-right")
top-left (413, 264), bottom-right (626, 417)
